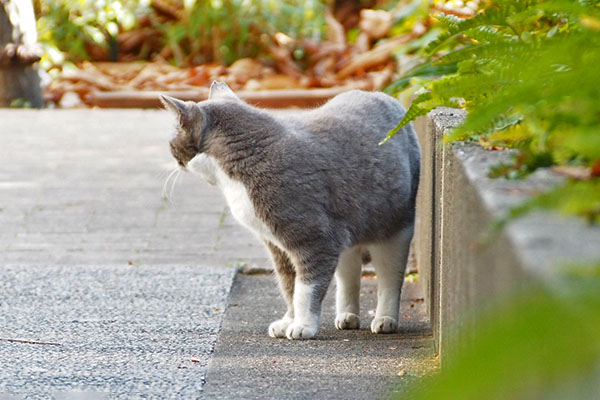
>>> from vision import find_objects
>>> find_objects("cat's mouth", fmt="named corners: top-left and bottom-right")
top-left (169, 141), bottom-right (196, 169)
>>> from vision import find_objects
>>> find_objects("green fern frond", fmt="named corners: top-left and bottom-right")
top-left (381, 92), bottom-right (434, 144)
top-left (426, 5), bottom-right (517, 54)
top-left (384, 61), bottom-right (458, 95)
top-left (382, 91), bottom-right (462, 144)
top-left (463, 25), bottom-right (517, 44)
top-left (436, 13), bottom-right (464, 30)
top-left (381, 104), bottom-right (434, 144)
top-left (433, 40), bottom-right (533, 67)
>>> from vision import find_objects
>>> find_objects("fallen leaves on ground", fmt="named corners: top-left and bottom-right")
top-left (44, 8), bottom-right (425, 108)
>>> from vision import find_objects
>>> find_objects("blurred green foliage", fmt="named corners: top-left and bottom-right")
top-left (396, 263), bottom-right (600, 400)
top-left (37, 0), bottom-right (143, 64)
top-left (160, 0), bottom-right (326, 66)
top-left (36, 0), bottom-right (326, 67)
top-left (385, 0), bottom-right (600, 223)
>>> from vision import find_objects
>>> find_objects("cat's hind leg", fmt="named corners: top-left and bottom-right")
top-left (367, 226), bottom-right (413, 334)
top-left (334, 246), bottom-right (362, 330)
top-left (265, 242), bottom-right (296, 338)
top-left (285, 251), bottom-right (339, 340)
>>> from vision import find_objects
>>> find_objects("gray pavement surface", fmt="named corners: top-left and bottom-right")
top-left (0, 109), bottom-right (266, 266)
top-left (1, 109), bottom-right (437, 399)
top-left (203, 273), bottom-right (436, 400)
top-left (1, 109), bottom-right (266, 398)
top-left (0, 264), bottom-right (235, 398)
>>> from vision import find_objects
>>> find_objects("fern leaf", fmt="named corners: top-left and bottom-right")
top-left (384, 62), bottom-right (458, 95)
top-left (464, 25), bottom-right (516, 45)
top-left (380, 103), bottom-right (435, 145)
top-left (425, 4), bottom-right (531, 54)
top-left (381, 92), bottom-right (433, 144)
top-left (381, 92), bottom-right (462, 144)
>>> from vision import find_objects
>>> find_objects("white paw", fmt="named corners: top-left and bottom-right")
top-left (371, 316), bottom-right (398, 334)
top-left (268, 318), bottom-right (293, 338)
top-left (285, 322), bottom-right (318, 340)
top-left (335, 312), bottom-right (360, 330)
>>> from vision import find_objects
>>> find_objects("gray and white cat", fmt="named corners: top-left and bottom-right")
top-left (160, 81), bottom-right (420, 340)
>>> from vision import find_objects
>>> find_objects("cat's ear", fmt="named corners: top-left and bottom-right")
top-left (209, 81), bottom-right (241, 101)
top-left (159, 95), bottom-right (202, 134)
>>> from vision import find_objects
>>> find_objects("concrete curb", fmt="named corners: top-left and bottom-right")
top-left (413, 108), bottom-right (600, 360)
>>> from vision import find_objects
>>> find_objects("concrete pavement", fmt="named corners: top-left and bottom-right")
top-left (203, 273), bottom-right (435, 400)
top-left (0, 109), bottom-right (437, 399)
top-left (1, 109), bottom-right (264, 398)
top-left (1, 264), bottom-right (234, 398)
top-left (0, 109), bottom-right (266, 266)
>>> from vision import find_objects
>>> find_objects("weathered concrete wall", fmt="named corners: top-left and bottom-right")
top-left (413, 108), bottom-right (600, 360)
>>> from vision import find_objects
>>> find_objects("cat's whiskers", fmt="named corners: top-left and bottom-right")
top-left (162, 167), bottom-right (179, 201)
top-left (168, 169), bottom-right (181, 201)
top-left (157, 167), bottom-right (175, 180)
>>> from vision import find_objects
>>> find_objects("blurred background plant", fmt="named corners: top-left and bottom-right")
top-left (39, 0), bottom-right (460, 106)
top-left (38, 0), bottom-right (432, 105)
top-left (36, 0), bottom-right (145, 71)
top-left (35, 0), bottom-right (326, 69)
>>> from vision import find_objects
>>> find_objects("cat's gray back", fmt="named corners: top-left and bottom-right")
top-left (220, 90), bottom-right (421, 252)
top-left (282, 90), bottom-right (419, 181)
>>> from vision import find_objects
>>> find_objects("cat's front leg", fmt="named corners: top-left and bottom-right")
top-left (269, 311), bottom-right (294, 338)
top-left (265, 242), bottom-right (296, 338)
top-left (285, 253), bottom-right (338, 340)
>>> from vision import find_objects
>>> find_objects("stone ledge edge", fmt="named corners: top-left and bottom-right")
top-left (428, 107), bottom-right (600, 281)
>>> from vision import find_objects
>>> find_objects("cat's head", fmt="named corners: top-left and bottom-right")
top-left (160, 81), bottom-right (241, 168)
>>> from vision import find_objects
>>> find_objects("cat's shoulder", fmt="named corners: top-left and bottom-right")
top-left (321, 90), bottom-right (401, 111)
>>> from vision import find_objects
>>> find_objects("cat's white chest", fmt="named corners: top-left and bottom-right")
top-left (188, 154), bottom-right (282, 248)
